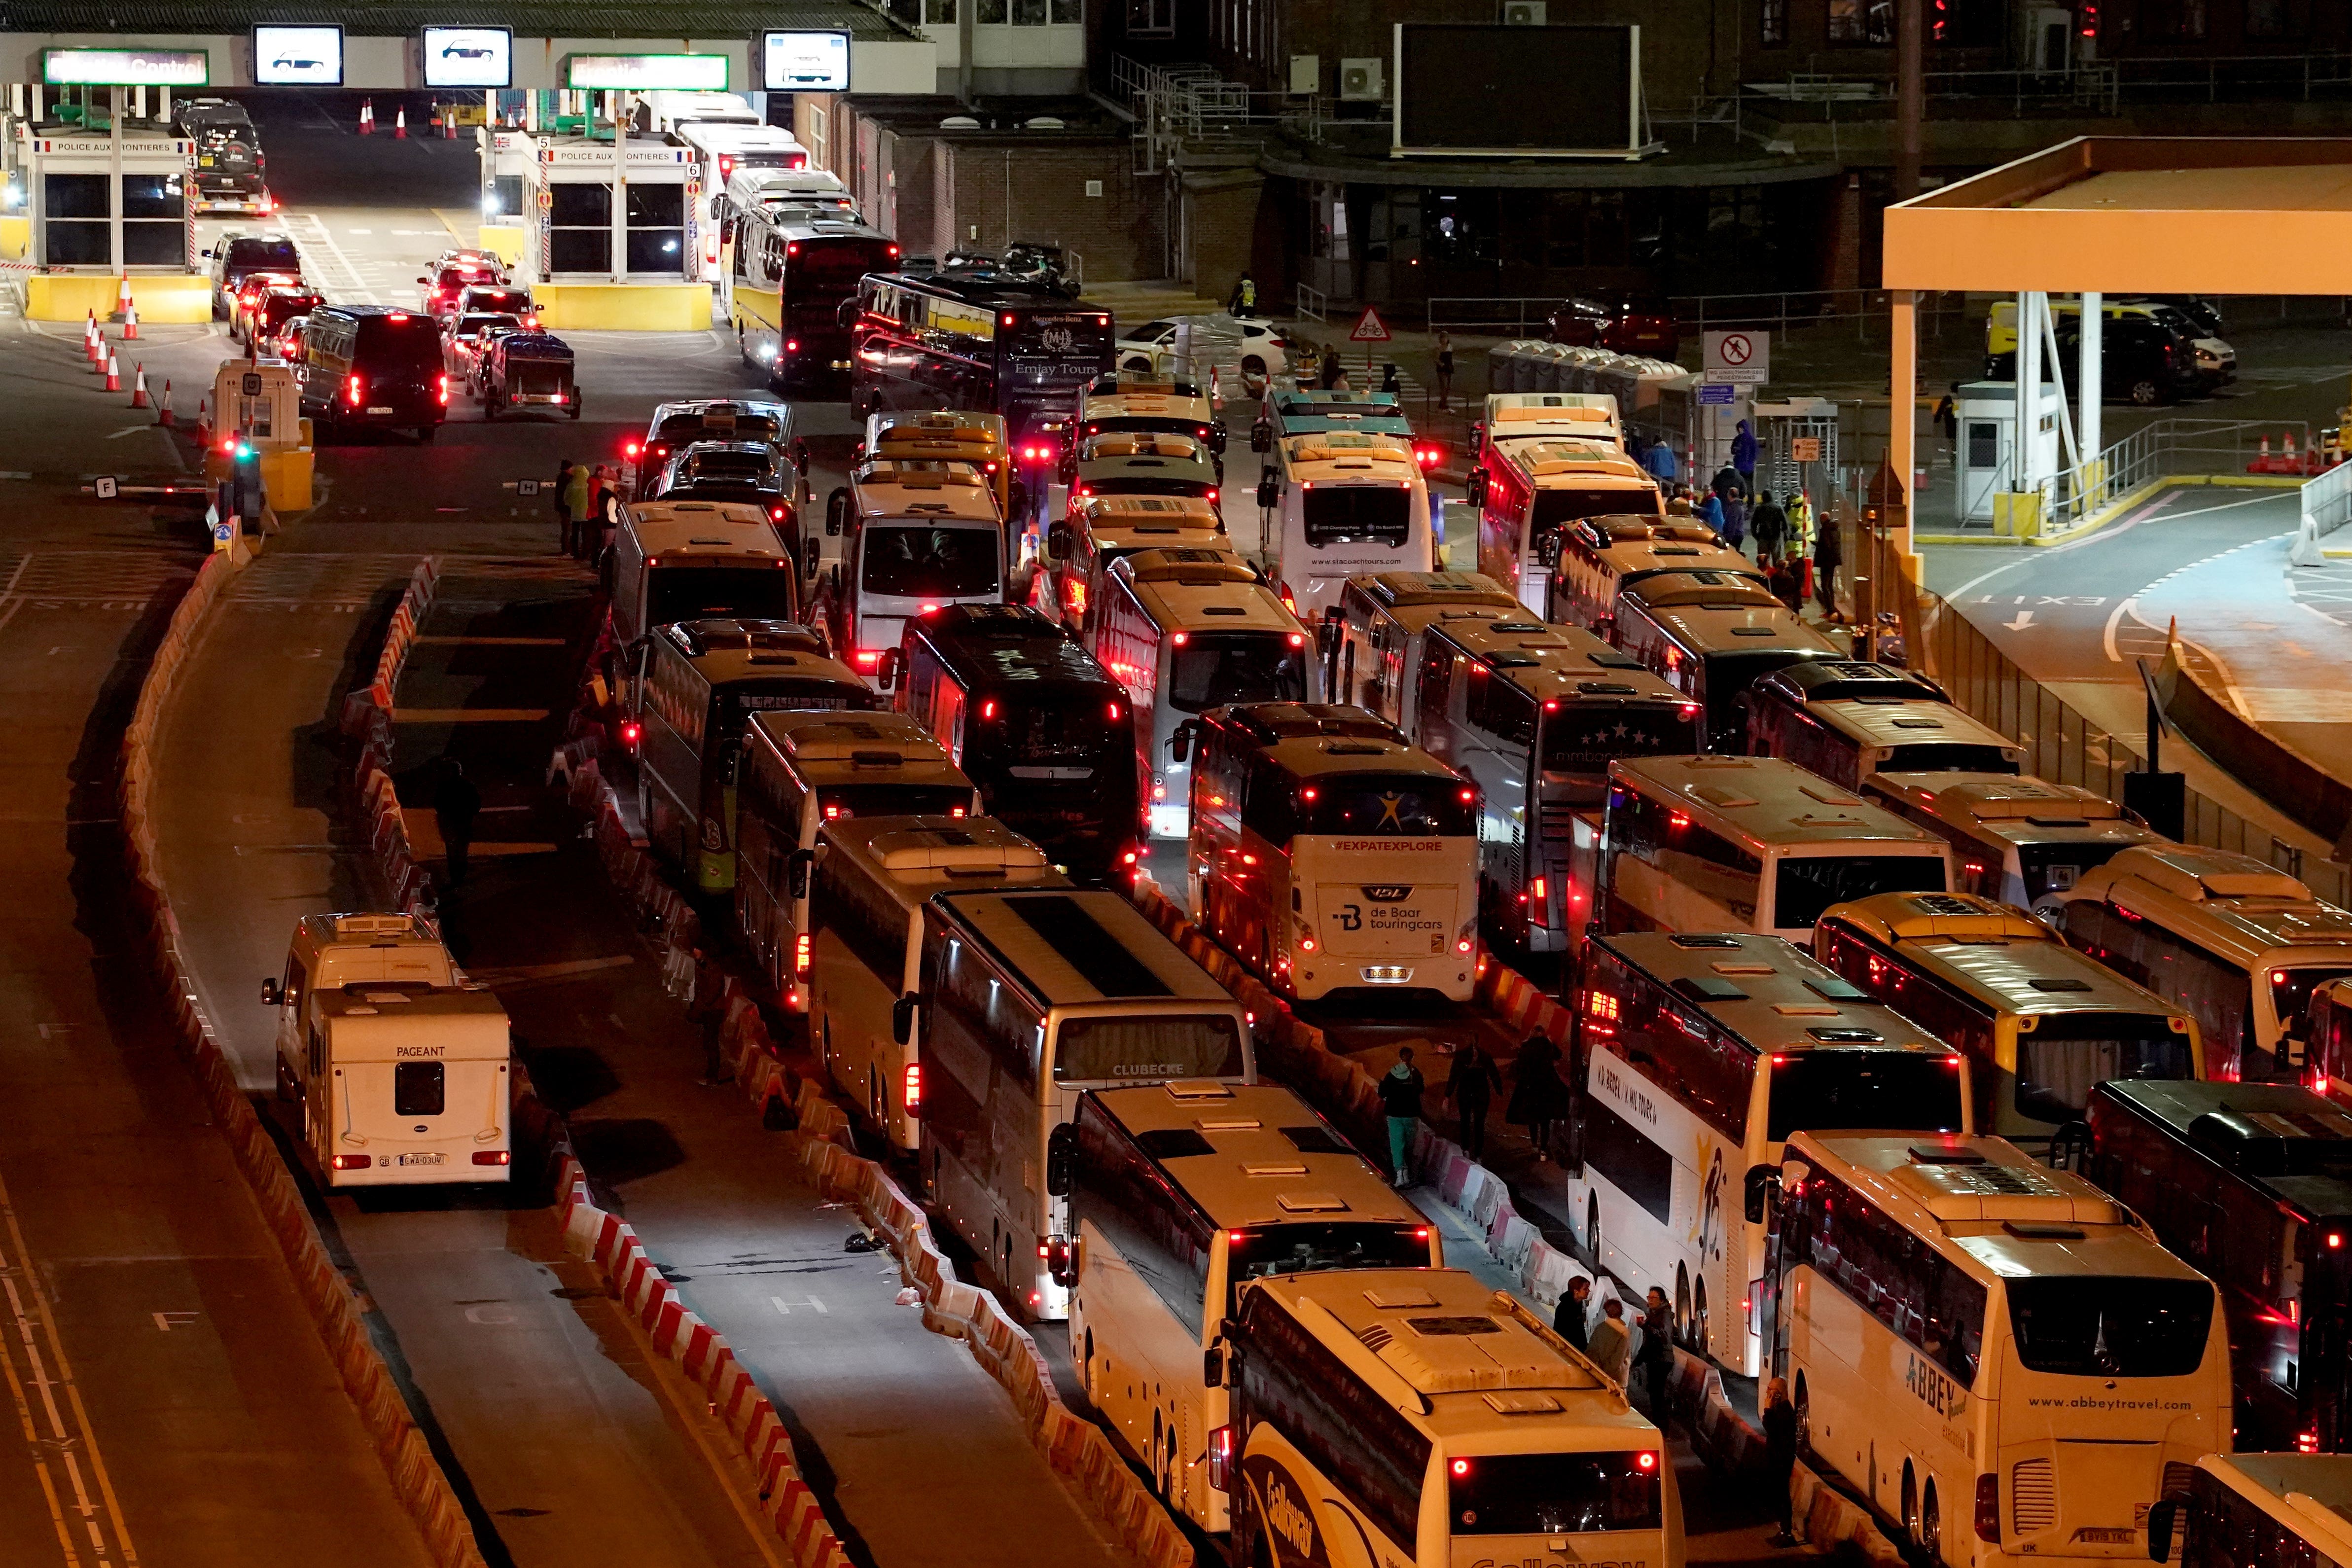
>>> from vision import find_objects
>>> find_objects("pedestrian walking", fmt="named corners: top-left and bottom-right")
top-left (1695, 489), bottom-right (1725, 537)
top-left (1505, 1029), bottom-right (1567, 1160)
top-left (691, 946), bottom-right (729, 1084)
top-left (431, 758), bottom-right (481, 890)
top-left (1813, 506), bottom-right (1844, 621)
top-left (1587, 1296), bottom-right (1633, 1387)
top-left (1228, 270), bottom-right (1258, 318)
top-left (1720, 488), bottom-right (1748, 554)
top-left (1434, 330), bottom-right (1455, 410)
top-left (1786, 491), bottom-right (1814, 557)
top-left (1554, 1276), bottom-right (1593, 1353)
top-left (1641, 436), bottom-right (1680, 486)
top-left (1319, 348), bottom-right (1345, 391)
top-left (1444, 1039), bottom-right (1503, 1161)
top-left (1731, 418), bottom-right (1759, 490)
top-left (1378, 1047), bottom-right (1426, 1186)
top-left (1935, 383), bottom-right (1960, 448)
top-left (1639, 1287), bottom-right (1676, 1425)
top-left (553, 458), bottom-right (578, 555)
top-left (1750, 489), bottom-right (1787, 564)
top-left (1380, 361), bottom-right (1401, 396)
top-left (563, 461), bottom-right (594, 560)
top-left (1763, 1377), bottom-right (1801, 1545)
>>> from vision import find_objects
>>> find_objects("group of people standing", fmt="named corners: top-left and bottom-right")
top-left (1672, 419), bottom-right (1841, 622)
top-left (1374, 1029), bottom-right (1571, 1184)
top-left (553, 458), bottom-right (623, 560)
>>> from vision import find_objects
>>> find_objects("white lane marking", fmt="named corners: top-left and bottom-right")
top-left (2004, 610), bottom-right (2034, 631)
top-left (0, 552), bottom-right (36, 643)
top-left (769, 1295), bottom-right (828, 1315)
top-left (0, 1164), bottom-right (138, 1567)
top-left (2103, 596), bottom-right (2138, 663)
top-left (282, 212), bottom-right (376, 306)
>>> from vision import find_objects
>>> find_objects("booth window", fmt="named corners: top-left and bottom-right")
top-left (490, 176), bottom-right (524, 221)
top-left (549, 182), bottom-right (611, 273)
top-left (121, 172), bottom-right (183, 266)
top-left (42, 174), bottom-right (108, 266)
top-left (626, 183), bottom-right (684, 275)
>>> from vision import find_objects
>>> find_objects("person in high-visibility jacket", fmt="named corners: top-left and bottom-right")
top-left (1228, 271), bottom-right (1257, 318)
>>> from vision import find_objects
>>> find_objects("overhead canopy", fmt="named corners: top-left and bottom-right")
top-left (1883, 137), bottom-right (2352, 295)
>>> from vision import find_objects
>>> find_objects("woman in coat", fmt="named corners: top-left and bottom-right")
top-left (1506, 1029), bottom-right (1567, 1160)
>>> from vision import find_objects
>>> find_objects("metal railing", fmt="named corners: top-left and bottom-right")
top-left (2032, 418), bottom-right (2313, 538)
top-left (1916, 584), bottom-right (2349, 906)
top-left (2304, 452), bottom-right (2352, 542)
top-left (1112, 56), bottom-right (1323, 173)
top-left (1744, 50), bottom-right (2352, 114)
top-left (1294, 282), bottom-right (1326, 324)
top-left (1425, 288), bottom-right (1966, 341)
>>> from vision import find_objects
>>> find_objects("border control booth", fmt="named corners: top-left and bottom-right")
top-left (522, 131), bottom-right (701, 330)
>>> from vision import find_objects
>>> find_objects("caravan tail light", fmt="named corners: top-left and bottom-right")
top-left (471, 1150), bottom-right (511, 1166)
top-left (331, 1154), bottom-right (372, 1171)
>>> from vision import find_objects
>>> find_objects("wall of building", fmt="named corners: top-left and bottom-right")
top-left (933, 135), bottom-right (1163, 278)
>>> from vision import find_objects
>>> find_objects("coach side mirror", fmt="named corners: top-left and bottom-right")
top-left (415, 276), bottom-right (430, 286)
top-left (1168, 722), bottom-right (1195, 764)
top-left (1047, 523), bottom-right (1072, 560)
top-left (1255, 471), bottom-right (1279, 510)
top-left (804, 540), bottom-right (821, 579)
top-left (1470, 422), bottom-right (1486, 455)
top-left (1202, 1342), bottom-right (1226, 1388)
top-left (891, 994), bottom-right (919, 1047)
top-left (1046, 1122), bottom-right (1075, 1197)
top-left (1744, 1163), bottom-right (1781, 1226)
top-left (2146, 1498), bottom-right (2181, 1562)
top-left (826, 488), bottom-right (849, 537)
top-left (836, 298), bottom-right (858, 330)
top-left (1044, 1233), bottom-right (1076, 1285)
top-left (1317, 606), bottom-right (1343, 658)
top-left (787, 848), bottom-right (816, 899)
top-left (260, 977), bottom-right (281, 1007)
top-left (853, 442), bottom-right (867, 464)
top-left (1466, 469), bottom-right (1488, 509)
top-left (875, 648), bottom-right (904, 692)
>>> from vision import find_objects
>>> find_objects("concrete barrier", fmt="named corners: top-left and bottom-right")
top-left (121, 545), bottom-right (493, 1568)
top-left (2157, 630), bottom-right (2352, 852)
top-left (343, 558), bottom-right (441, 914)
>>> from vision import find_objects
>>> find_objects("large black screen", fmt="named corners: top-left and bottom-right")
top-left (1396, 24), bottom-right (1637, 152)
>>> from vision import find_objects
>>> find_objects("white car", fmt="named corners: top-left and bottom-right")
top-left (1115, 316), bottom-right (1294, 381)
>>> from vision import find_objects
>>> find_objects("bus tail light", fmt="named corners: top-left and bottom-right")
top-left (1636, 1452), bottom-right (1657, 1472)
top-left (331, 1154), bottom-right (372, 1171)
top-left (620, 720), bottom-right (641, 748)
top-left (903, 1062), bottom-right (922, 1115)
top-left (625, 440), bottom-right (642, 459)
top-left (1276, 581), bottom-right (1296, 613)
top-left (786, 339), bottom-right (799, 354)
top-left (471, 1150), bottom-right (511, 1166)
top-left (1974, 1474), bottom-right (1999, 1543)
top-left (2302, 1426), bottom-right (2323, 1453)
top-left (853, 649), bottom-right (883, 669)
top-left (794, 933), bottom-right (811, 975)
top-left (1288, 632), bottom-right (1305, 647)
top-left (1299, 934), bottom-right (1316, 953)
top-left (1206, 1425), bottom-right (1233, 1492)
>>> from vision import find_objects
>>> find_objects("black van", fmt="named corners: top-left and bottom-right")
top-left (1987, 315), bottom-right (2201, 407)
top-left (300, 306), bottom-right (449, 441)
top-left (202, 230), bottom-right (300, 317)
top-left (884, 604), bottom-right (1141, 882)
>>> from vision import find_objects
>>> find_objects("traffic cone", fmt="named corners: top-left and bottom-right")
top-left (359, 99), bottom-right (373, 135)
top-left (2257, 434), bottom-right (2272, 471)
top-left (84, 311), bottom-right (100, 360)
top-left (196, 396), bottom-right (209, 445)
top-left (394, 107), bottom-right (407, 139)
top-left (104, 351), bottom-right (120, 392)
top-left (121, 298), bottom-right (138, 340)
top-left (89, 327), bottom-right (107, 371)
top-left (157, 379), bottom-right (175, 427)
top-left (130, 364), bottom-right (149, 408)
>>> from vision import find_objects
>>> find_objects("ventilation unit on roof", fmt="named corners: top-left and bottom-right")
top-left (1339, 58), bottom-right (1385, 101)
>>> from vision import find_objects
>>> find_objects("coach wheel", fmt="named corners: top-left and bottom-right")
top-left (1081, 1328), bottom-right (1096, 1400)
top-left (1674, 1264), bottom-right (1691, 1345)
top-left (1793, 1374), bottom-right (1812, 1457)
top-left (1901, 1462), bottom-right (1919, 1544)
top-left (1921, 1484), bottom-right (1941, 1563)
top-left (1693, 1279), bottom-right (1709, 1355)
top-left (867, 1065), bottom-right (882, 1126)
top-left (1151, 1410), bottom-right (1166, 1493)
top-left (1586, 1193), bottom-right (1601, 1265)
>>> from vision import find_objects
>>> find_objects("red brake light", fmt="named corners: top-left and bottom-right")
top-left (1288, 632), bottom-right (1306, 647)
top-left (2332, 1232), bottom-right (2344, 1248)
top-left (853, 649), bottom-right (882, 668)
top-left (786, 338), bottom-right (799, 353)
top-left (888, 244), bottom-right (900, 257)
top-left (982, 700), bottom-right (997, 719)
top-left (1001, 314), bottom-right (1018, 328)
top-left (1975, 1475), bottom-right (2000, 1543)
top-left (794, 933), bottom-right (811, 974)
top-left (620, 721), bottom-right (641, 747)
top-left (388, 312), bottom-right (409, 322)
top-left (1207, 489), bottom-right (1218, 504)
top-left (1107, 702), bottom-right (1122, 721)
top-left (437, 373), bottom-right (449, 405)
top-left (1451, 1459), bottom-right (1470, 1478)
top-left (331, 1154), bottom-right (372, 1171)
top-left (471, 1150), bottom-right (510, 1166)
top-left (903, 1063), bottom-right (922, 1114)
top-left (1459, 787), bottom-right (1474, 802)
top-left (1636, 1452), bottom-right (1657, 1472)
top-left (346, 374), bottom-right (363, 406)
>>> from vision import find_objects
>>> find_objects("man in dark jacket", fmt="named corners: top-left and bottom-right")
top-left (1554, 1275), bottom-right (1593, 1353)
top-left (431, 758), bottom-right (481, 889)
top-left (1379, 1047), bottom-right (1425, 1186)
top-left (1750, 489), bottom-right (1788, 564)
top-left (1813, 509), bottom-right (1844, 621)
top-left (1445, 1041), bottom-right (1503, 1160)
top-left (1763, 1376), bottom-right (1800, 1545)
top-left (1639, 1286), bottom-right (1676, 1425)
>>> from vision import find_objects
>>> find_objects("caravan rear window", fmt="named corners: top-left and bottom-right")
top-left (394, 1061), bottom-right (446, 1117)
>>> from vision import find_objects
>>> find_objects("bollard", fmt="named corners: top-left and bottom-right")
top-left (130, 363), bottom-right (149, 408)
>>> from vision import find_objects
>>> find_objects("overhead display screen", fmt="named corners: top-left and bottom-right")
top-left (255, 27), bottom-right (343, 87)
top-left (566, 54), bottom-right (729, 92)
top-left (763, 31), bottom-right (851, 92)
top-left (424, 27), bottom-right (513, 88)
top-left (43, 48), bottom-right (209, 86)
top-left (1394, 23), bottom-right (1639, 155)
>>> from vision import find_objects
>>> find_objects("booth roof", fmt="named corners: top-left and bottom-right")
top-left (0, 0), bottom-right (917, 39)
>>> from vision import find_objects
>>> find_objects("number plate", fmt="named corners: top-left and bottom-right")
top-left (394, 1152), bottom-right (447, 1167)
top-left (367, 405), bottom-right (394, 414)
top-left (2074, 1529), bottom-right (2136, 1545)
